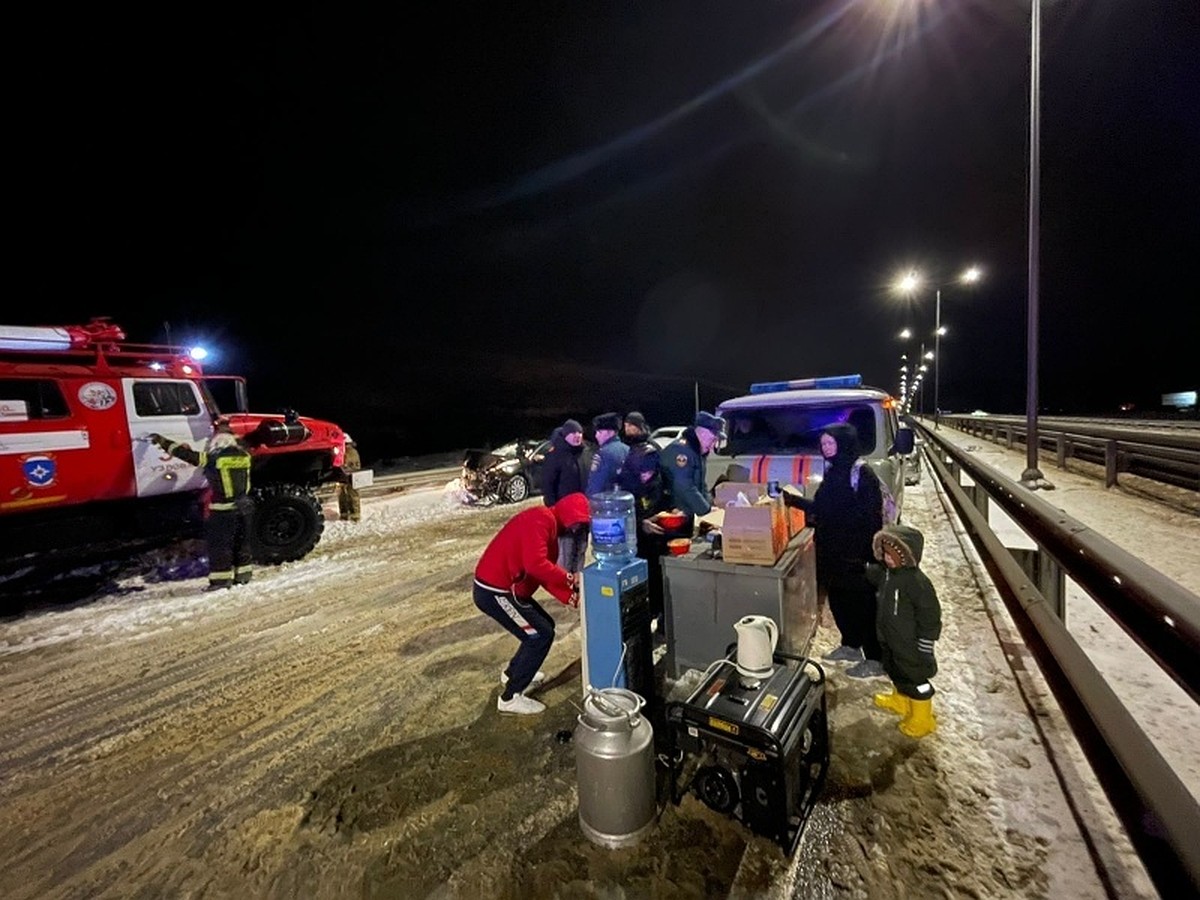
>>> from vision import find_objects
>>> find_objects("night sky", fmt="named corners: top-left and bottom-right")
top-left (11, 2), bottom-right (1198, 460)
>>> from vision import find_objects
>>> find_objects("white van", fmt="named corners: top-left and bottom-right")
top-left (709, 375), bottom-right (915, 523)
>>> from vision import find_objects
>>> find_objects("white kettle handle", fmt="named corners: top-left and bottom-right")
top-left (765, 617), bottom-right (779, 652)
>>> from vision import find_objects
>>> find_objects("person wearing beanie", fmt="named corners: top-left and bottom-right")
top-left (586, 411), bottom-right (629, 496)
top-left (540, 418), bottom-right (589, 572)
top-left (616, 410), bottom-right (672, 624)
top-left (474, 492), bottom-right (590, 716)
top-left (663, 411), bottom-right (725, 531)
top-left (622, 411), bottom-right (648, 439)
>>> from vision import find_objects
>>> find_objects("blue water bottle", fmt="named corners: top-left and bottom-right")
top-left (589, 489), bottom-right (636, 567)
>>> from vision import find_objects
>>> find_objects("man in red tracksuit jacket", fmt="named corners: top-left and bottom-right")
top-left (474, 492), bottom-right (591, 716)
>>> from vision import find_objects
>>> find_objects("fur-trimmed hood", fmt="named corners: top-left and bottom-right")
top-left (872, 523), bottom-right (924, 567)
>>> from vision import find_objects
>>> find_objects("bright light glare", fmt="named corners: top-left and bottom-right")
top-left (961, 266), bottom-right (982, 284)
top-left (899, 328), bottom-right (912, 339)
top-left (189, 346), bottom-right (209, 361)
top-left (896, 271), bottom-right (922, 294)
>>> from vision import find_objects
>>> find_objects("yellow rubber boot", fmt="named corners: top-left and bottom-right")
top-left (873, 690), bottom-right (911, 717)
top-left (899, 698), bottom-right (937, 738)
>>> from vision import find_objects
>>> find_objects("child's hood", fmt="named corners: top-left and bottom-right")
top-left (872, 523), bottom-right (924, 567)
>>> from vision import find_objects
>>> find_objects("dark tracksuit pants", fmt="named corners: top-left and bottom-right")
top-left (473, 580), bottom-right (555, 697)
top-left (827, 573), bottom-right (881, 660)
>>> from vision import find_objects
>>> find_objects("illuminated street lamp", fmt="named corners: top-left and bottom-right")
top-left (894, 266), bottom-right (982, 428)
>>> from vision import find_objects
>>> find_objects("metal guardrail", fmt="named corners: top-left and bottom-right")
top-left (317, 467), bottom-right (460, 500)
top-left (939, 414), bottom-right (1200, 491)
top-left (918, 424), bottom-right (1200, 896)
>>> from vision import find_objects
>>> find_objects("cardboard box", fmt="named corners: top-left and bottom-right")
top-left (722, 496), bottom-right (789, 565)
top-left (714, 481), bottom-right (768, 508)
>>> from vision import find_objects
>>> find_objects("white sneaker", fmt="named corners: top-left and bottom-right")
top-left (497, 693), bottom-right (546, 715)
top-left (500, 670), bottom-right (546, 688)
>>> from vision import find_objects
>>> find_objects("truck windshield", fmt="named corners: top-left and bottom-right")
top-left (717, 404), bottom-right (878, 456)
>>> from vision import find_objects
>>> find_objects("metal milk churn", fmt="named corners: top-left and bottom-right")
top-left (574, 687), bottom-right (656, 849)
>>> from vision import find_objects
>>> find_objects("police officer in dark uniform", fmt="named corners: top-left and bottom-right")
top-left (662, 411), bottom-right (725, 533)
top-left (149, 420), bottom-right (254, 591)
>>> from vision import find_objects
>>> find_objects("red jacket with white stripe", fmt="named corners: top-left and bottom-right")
top-left (475, 493), bottom-right (590, 604)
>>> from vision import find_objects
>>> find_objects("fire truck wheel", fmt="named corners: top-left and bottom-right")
top-left (251, 483), bottom-right (325, 564)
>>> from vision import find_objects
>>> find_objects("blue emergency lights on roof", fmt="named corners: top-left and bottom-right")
top-left (749, 374), bottom-right (863, 394)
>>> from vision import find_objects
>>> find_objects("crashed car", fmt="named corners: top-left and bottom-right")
top-left (460, 438), bottom-right (550, 505)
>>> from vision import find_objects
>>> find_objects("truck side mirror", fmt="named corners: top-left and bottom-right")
top-left (891, 429), bottom-right (915, 455)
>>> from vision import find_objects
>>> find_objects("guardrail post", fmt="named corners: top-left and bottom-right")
top-left (1058, 438), bottom-right (1068, 470)
top-left (1005, 427), bottom-right (1015, 450)
top-left (1039, 551), bottom-right (1065, 620)
top-left (1003, 549), bottom-right (1066, 621)
top-left (1105, 440), bottom-right (1119, 489)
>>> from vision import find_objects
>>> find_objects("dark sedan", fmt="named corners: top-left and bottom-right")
top-left (460, 438), bottom-right (551, 505)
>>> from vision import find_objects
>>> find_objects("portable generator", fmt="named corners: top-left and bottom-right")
top-left (666, 650), bottom-right (829, 856)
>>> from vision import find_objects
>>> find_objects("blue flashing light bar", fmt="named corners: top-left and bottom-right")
top-left (749, 374), bottom-right (863, 394)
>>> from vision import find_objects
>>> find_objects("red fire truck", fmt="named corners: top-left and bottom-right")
top-left (0, 320), bottom-right (369, 576)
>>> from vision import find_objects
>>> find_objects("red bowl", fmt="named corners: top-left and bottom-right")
top-left (667, 538), bottom-right (691, 556)
top-left (657, 512), bottom-right (687, 531)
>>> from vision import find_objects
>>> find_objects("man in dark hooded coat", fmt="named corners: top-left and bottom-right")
top-left (540, 418), bottom-right (589, 571)
top-left (783, 422), bottom-right (885, 677)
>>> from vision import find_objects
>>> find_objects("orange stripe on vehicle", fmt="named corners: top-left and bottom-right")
top-left (754, 456), bottom-right (767, 483)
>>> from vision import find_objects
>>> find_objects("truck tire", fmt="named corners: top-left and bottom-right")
top-left (251, 483), bottom-right (324, 564)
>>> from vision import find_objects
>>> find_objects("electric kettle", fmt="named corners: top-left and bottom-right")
top-left (734, 615), bottom-right (778, 679)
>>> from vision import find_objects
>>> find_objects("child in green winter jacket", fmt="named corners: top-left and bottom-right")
top-left (865, 523), bottom-right (942, 738)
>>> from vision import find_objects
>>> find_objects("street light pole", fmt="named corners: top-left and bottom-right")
top-left (933, 289), bottom-right (942, 429)
top-left (918, 341), bottom-right (927, 419)
top-left (1021, 0), bottom-right (1052, 489)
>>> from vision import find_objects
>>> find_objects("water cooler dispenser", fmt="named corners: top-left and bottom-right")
top-left (580, 490), bottom-right (654, 703)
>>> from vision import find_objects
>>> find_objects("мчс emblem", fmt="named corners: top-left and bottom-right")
top-left (22, 455), bottom-right (57, 488)
top-left (78, 381), bottom-right (118, 410)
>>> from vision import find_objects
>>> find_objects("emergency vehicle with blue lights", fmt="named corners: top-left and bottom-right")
top-left (0, 320), bottom-right (366, 574)
top-left (710, 374), bottom-right (916, 523)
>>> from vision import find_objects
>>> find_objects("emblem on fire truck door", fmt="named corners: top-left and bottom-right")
top-left (675, 454), bottom-right (688, 468)
top-left (21, 455), bottom-right (57, 488)
top-left (78, 382), bottom-right (117, 410)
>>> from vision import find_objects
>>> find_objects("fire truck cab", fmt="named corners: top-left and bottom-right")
top-left (1, 320), bottom-right (366, 575)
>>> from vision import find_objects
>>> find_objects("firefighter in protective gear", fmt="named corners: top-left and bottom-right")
top-left (149, 423), bottom-right (254, 591)
top-left (338, 437), bottom-right (362, 522)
